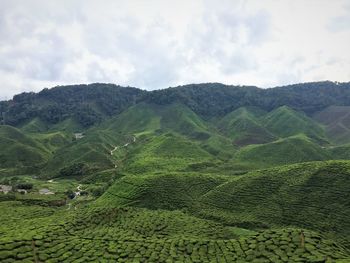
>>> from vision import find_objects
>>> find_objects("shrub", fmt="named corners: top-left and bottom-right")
top-left (15, 183), bottom-right (33, 190)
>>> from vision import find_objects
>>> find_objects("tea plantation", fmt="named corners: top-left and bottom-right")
top-left (1, 83), bottom-right (350, 262)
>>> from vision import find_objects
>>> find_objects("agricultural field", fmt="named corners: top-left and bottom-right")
top-left (1, 82), bottom-right (350, 262)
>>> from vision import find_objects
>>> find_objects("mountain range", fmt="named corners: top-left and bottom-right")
top-left (0, 81), bottom-right (350, 262)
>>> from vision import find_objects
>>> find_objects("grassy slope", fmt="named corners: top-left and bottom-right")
top-left (97, 173), bottom-right (227, 209)
top-left (41, 103), bottom-right (219, 177)
top-left (103, 102), bottom-right (161, 136)
top-left (95, 102), bottom-right (234, 174)
top-left (42, 130), bottom-right (128, 176)
top-left (0, 201), bottom-right (346, 262)
top-left (233, 134), bottom-right (331, 167)
top-left (20, 118), bottom-right (48, 133)
top-left (1, 102), bottom-right (350, 260)
top-left (99, 161), bottom-right (350, 248)
top-left (263, 106), bottom-right (328, 144)
top-left (160, 103), bottom-right (210, 139)
top-left (27, 129), bottom-right (72, 154)
top-left (121, 134), bottom-right (214, 174)
top-left (218, 107), bottom-right (276, 146)
top-left (0, 126), bottom-right (50, 170)
top-left (313, 106), bottom-right (350, 144)
top-left (3, 103), bottom-right (342, 177)
top-left (21, 117), bottom-right (84, 134)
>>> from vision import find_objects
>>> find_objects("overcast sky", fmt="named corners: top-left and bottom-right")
top-left (0, 0), bottom-right (349, 99)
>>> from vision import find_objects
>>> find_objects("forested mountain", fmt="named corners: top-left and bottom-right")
top-left (1, 81), bottom-right (350, 129)
top-left (0, 83), bottom-right (143, 127)
top-left (1, 81), bottom-right (350, 262)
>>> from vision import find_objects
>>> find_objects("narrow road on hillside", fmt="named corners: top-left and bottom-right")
top-left (110, 136), bottom-right (137, 169)
top-left (110, 146), bottom-right (119, 155)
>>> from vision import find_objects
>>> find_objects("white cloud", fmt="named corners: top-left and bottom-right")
top-left (0, 0), bottom-right (349, 98)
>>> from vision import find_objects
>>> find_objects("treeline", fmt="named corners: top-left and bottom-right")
top-left (1, 81), bottom-right (350, 128)
top-left (143, 81), bottom-right (350, 117)
top-left (0, 83), bottom-right (143, 127)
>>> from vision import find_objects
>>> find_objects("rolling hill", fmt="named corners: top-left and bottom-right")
top-left (233, 134), bottom-right (331, 167)
top-left (0, 126), bottom-right (50, 170)
top-left (263, 106), bottom-right (328, 143)
top-left (1, 82), bottom-right (350, 262)
top-left (217, 107), bottom-right (276, 146)
top-left (313, 106), bottom-right (350, 144)
top-left (98, 161), bottom-right (350, 247)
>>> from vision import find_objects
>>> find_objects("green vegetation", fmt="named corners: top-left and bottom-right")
top-left (218, 107), bottom-right (275, 146)
top-left (97, 161), bottom-right (350, 246)
top-left (233, 134), bottom-right (331, 167)
top-left (0, 126), bottom-right (50, 172)
top-left (1, 82), bottom-right (350, 261)
top-left (263, 106), bottom-right (327, 143)
top-left (313, 106), bottom-right (350, 144)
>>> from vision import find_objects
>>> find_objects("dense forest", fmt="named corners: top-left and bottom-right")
top-left (0, 84), bottom-right (143, 127)
top-left (1, 81), bottom-right (350, 128)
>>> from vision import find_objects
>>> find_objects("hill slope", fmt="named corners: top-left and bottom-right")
top-left (313, 106), bottom-right (350, 144)
top-left (218, 107), bottom-right (276, 146)
top-left (233, 134), bottom-right (331, 167)
top-left (1, 82), bottom-right (350, 261)
top-left (98, 161), bottom-right (350, 247)
top-left (263, 106), bottom-right (327, 143)
top-left (0, 126), bottom-right (50, 170)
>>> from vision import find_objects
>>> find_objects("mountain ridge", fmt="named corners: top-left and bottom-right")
top-left (2, 81), bottom-right (350, 129)
top-left (1, 81), bottom-right (350, 261)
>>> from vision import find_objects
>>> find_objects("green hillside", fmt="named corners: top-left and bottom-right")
top-left (42, 130), bottom-right (128, 177)
top-left (97, 173), bottom-right (227, 209)
top-left (99, 161), bottom-right (350, 248)
top-left (20, 118), bottom-right (48, 133)
top-left (104, 102), bottom-right (211, 138)
top-left (103, 103), bottom-right (161, 135)
top-left (1, 201), bottom-right (347, 262)
top-left (313, 106), bottom-right (350, 144)
top-left (218, 107), bottom-right (275, 146)
top-left (122, 134), bottom-right (213, 174)
top-left (1, 82), bottom-right (350, 261)
top-left (160, 103), bottom-right (211, 139)
top-left (263, 106), bottom-right (328, 143)
top-left (200, 161), bottom-right (350, 245)
top-left (0, 126), bottom-right (50, 170)
top-left (233, 134), bottom-right (331, 167)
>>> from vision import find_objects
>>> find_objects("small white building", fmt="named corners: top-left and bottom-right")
top-left (39, 188), bottom-right (55, 195)
top-left (0, 185), bottom-right (12, 194)
top-left (74, 133), bottom-right (85, 139)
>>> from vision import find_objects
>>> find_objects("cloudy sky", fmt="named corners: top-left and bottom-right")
top-left (0, 0), bottom-right (349, 99)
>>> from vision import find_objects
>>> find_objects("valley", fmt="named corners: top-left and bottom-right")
top-left (0, 82), bottom-right (350, 262)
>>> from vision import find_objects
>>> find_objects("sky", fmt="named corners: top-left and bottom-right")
top-left (0, 0), bottom-right (349, 99)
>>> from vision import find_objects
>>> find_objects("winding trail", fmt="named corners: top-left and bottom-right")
top-left (110, 135), bottom-right (137, 169)
top-left (67, 184), bottom-right (83, 210)
top-left (110, 146), bottom-right (119, 155)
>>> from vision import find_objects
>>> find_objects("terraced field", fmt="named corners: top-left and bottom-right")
top-left (2, 83), bottom-right (350, 261)
top-left (0, 204), bottom-right (348, 262)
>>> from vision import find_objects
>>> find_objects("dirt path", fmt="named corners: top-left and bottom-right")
top-left (110, 136), bottom-right (137, 169)
top-left (110, 146), bottom-right (119, 155)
